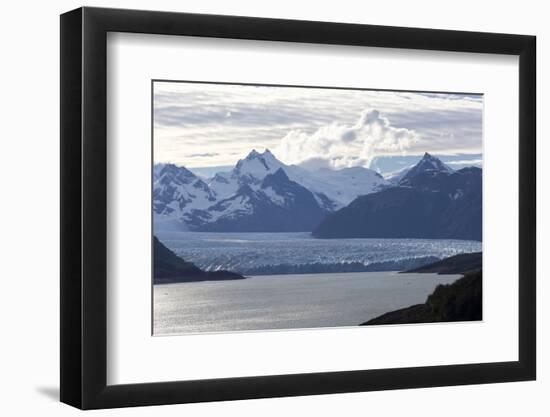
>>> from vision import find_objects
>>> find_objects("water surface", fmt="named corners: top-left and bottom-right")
top-left (154, 271), bottom-right (460, 335)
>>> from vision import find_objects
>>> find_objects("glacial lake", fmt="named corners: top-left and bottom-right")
top-left (153, 271), bottom-right (460, 335)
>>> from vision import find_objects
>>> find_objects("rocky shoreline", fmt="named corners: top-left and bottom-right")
top-left (154, 236), bottom-right (245, 284)
top-left (361, 252), bottom-right (482, 325)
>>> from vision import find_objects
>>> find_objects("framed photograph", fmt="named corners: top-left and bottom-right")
top-left (60, 7), bottom-right (536, 409)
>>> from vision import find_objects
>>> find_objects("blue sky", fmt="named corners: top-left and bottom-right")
top-left (153, 81), bottom-right (482, 174)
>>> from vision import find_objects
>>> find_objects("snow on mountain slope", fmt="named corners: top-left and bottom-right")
top-left (234, 149), bottom-right (281, 180)
top-left (208, 149), bottom-right (387, 210)
top-left (313, 154), bottom-right (481, 241)
top-left (207, 149), bottom-right (285, 199)
top-left (153, 163), bottom-right (167, 180)
top-left (153, 164), bottom-right (218, 230)
top-left (208, 171), bottom-right (239, 200)
top-left (399, 152), bottom-right (454, 186)
top-left (186, 168), bottom-right (330, 232)
top-left (288, 165), bottom-right (388, 209)
top-left (384, 165), bottom-right (413, 184)
top-left (154, 149), bottom-right (389, 231)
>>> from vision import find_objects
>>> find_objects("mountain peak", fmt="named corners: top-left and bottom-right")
top-left (246, 149), bottom-right (261, 159)
top-left (399, 153), bottom-right (453, 185)
top-left (158, 163), bottom-right (197, 184)
top-left (415, 153), bottom-right (452, 172)
top-left (245, 148), bottom-right (276, 159)
top-left (235, 149), bottom-right (285, 177)
top-left (418, 152), bottom-right (442, 165)
top-left (261, 148), bottom-right (279, 163)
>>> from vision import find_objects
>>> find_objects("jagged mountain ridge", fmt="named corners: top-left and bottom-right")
top-left (399, 152), bottom-right (454, 186)
top-left (313, 153), bottom-right (482, 241)
top-left (154, 149), bottom-right (387, 232)
top-left (187, 169), bottom-right (329, 232)
top-left (207, 149), bottom-right (387, 209)
top-left (153, 164), bottom-right (218, 231)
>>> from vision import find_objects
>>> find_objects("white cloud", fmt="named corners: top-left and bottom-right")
top-left (446, 159), bottom-right (482, 166)
top-left (153, 82), bottom-right (483, 168)
top-left (274, 109), bottom-right (419, 169)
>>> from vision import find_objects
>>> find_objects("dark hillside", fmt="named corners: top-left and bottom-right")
top-left (154, 236), bottom-right (245, 284)
top-left (362, 270), bottom-right (482, 325)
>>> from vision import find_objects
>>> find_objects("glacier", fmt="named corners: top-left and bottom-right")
top-left (156, 231), bottom-right (482, 275)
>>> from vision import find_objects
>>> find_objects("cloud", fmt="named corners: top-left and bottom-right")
top-left (446, 159), bottom-right (482, 166)
top-left (274, 109), bottom-right (419, 169)
top-left (186, 152), bottom-right (219, 158)
top-left (153, 82), bottom-right (483, 168)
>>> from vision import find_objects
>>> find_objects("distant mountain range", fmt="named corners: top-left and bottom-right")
top-left (312, 153), bottom-right (482, 241)
top-left (154, 149), bottom-right (387, 232)
top-left (154, 151), bottom-right (481, 239)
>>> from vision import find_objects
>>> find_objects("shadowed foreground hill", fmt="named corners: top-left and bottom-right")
top-left (154, 236), bottom-right (245, 284)
top-left (362, 270), bottom-right (482, 325)
top-left (404, 252), bottom-right (482, 274)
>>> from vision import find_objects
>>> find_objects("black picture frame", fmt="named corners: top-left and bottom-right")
top-left (60, 6), bottom-right (536, 410)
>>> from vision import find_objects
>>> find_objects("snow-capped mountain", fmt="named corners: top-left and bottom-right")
top-left (399, 152), bottom-right (454, 187)
top-left (153, 149), bottom-right (387, 232)
top-left (304, 166), bottom-right (388, 207)
top-left (207, 149), bottom-right (284, 200)
top-left (313, 154), bottom-right (481, 241)
top-left (186, 169), bottom-right (330, 232)
top-left (209, 149), bottom-right (387, 209)
top-left (384, 165), bottom-right (413, 184)
top-left (153, 164), bottom-right (217, 230)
